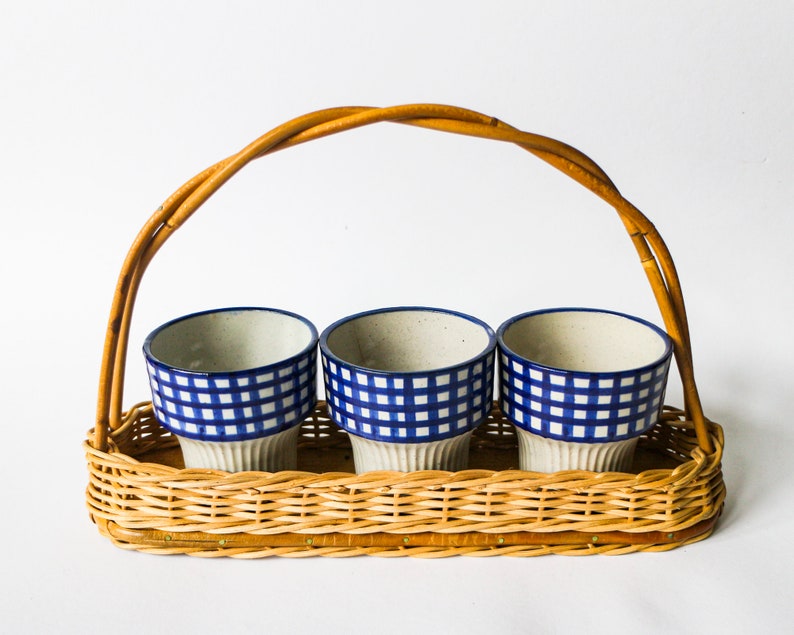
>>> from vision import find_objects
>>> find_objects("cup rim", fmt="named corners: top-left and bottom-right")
top-left (319, 306), bottom-right (496, 376)
top-left (497, 307), bottom-right (673, 375)
top-left (143, 306), bottom-right (319, 376)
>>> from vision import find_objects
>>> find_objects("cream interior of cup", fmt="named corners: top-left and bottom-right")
top-left (148, 309), bottom-right (314, 372)
top-left (325, 310), bottom-right (491, 372)
top-left (502, 310), bottom-right (668, 372)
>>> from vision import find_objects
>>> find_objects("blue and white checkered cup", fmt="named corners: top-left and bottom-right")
top-left (143, 307), bottom-right (318, 472)
top-left (320, 307), bottom-right (496, 473)
top-left (498, 308), bottom-right (673, 472)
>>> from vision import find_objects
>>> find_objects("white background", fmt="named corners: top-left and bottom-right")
top-left (1, 1), bottom-right (792, 632)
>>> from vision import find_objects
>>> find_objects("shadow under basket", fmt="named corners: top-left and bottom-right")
top-left (84, 402), bottom-right (724, 557)
top-left (84, 104), bottom-right (726, 557)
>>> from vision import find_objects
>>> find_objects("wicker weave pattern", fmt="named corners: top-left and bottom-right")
top-left (85, 104), bottom-right (726, 556)
top-left (85, 403), bottom-right (724, 557)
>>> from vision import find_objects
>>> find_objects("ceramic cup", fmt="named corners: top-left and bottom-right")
top-left (143, 307), bottom-right (318, 472)
top-left (497, 308), bottom-right (673, 472)
top-left (320, 307), bottom-right (496, 473)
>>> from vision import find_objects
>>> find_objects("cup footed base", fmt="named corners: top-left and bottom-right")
top-left (514, 426), bottom-right (639, 472)
top-left (176, 424), bottom-right (302, 472)
top-left (348, 431), bottom-right (474, 473)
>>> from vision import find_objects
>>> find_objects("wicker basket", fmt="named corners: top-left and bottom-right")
top-left (84, 104), bottom-right (725, 557)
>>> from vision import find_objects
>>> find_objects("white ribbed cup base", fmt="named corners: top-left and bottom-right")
top-left (515, 426), bottom-right (639, 472)
top-left (176, 424), bottom-right (302, 472)
top-left (348, 431), bottom-right (473, 473)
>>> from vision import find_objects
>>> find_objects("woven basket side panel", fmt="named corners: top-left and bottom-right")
top-left (86, 405), bottom-right (724, 545)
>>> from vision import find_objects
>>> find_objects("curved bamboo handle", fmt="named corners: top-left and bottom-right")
top-left (93, 104), bottom-right (711, 454)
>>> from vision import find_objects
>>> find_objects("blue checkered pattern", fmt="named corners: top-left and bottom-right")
top-left (146, 349), bottom-right (317, 442)
top-left (498, 350), bottom-right (671, 442)
top-left (321, 353), bottom-right (495, 443)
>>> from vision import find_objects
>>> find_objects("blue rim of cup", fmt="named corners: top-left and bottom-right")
top-left (497, 307), bottom-right (672, 376)
top-left (143, 306), bottom-right (319, 375)
top-left (143, 307), bottom-right (318, 442)
top-left (320, 306), bottom-right (497, 443)
top-left (320, 306), bottom-right (497, 374)
top-left (497, 307), bottom-right (673, 443)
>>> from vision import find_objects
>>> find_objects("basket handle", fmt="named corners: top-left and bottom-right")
top-left (93, 104), bottom-right (712, 455)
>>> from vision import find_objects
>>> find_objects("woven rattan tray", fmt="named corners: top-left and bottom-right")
top-left (84, 104), bottom-right (725, 557)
